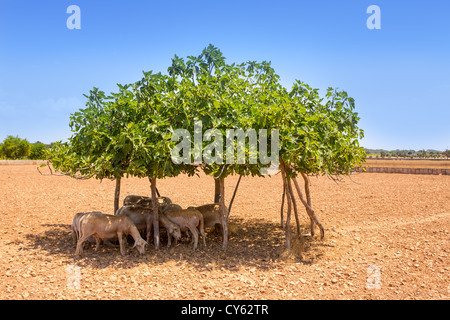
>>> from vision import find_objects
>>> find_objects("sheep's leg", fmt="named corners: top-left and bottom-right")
top-left (70, 226), bottom-right (77, 245)
top-left (75, 241), bottom-right (83, 257)
top-left (199, 227), bottom-right (206, 247)
top-left (188, 226), bottom-right (199, 250)
top-left (185, 230), bottom-right (191, 243)
top-left (117, 232), bottom-right (126, 256)
top-left (188, 231), bottom-right (193, 244)
top-left (95, 237), bottom-right (101, 252)
top-left (75, 234), bottom-right (90, 257)
top-left (167, 232), bottom-right (172, 248)
top-left (201, 231), bottom-right (206, 247)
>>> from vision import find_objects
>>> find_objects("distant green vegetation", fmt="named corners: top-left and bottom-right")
top-left (364, 148), bottom-right (450, 159)
top-left (0, 135), bottom-right (52, 160)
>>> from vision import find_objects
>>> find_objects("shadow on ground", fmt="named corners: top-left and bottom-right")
top-left (23, 218), bottom-right (332, 270)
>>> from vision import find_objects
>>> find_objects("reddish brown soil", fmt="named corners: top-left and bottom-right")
top-left (0, 165), bottom-right (448, 300)
top-left (364, 159), bottom-right (450, 169)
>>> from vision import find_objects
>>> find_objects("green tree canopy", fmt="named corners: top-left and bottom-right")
top-left (48, 45), bottom-right (365, 249)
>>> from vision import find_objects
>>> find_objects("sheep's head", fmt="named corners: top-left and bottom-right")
top-left (171, 226), bottom-right (181, 241)
top-left (133, 238), bottom-right (147, 254)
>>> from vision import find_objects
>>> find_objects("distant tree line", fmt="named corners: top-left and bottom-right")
top-left (365, 148), bottom-right (450, 159)
top-left (2, 136), bottom-right (448, 161)
top-left (0, 135), bottom-right (53, 160)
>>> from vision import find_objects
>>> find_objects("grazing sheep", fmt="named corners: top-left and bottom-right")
top-left (146, 211), bottom-right (182, 247)
top-left (70, 211), bottom-right (102, 245)
top-left (187, 203), bottom-right (226, 235)
top-left (116, 205), bottom-right (181, 246)
top-left (163, 209), bottom-right (206, 250)
top-left (123, 195), bottom-right (172, 208)
top-left (115, 205), bottom-right (149, 235)
top-left (75, 213), bottom-right (147, 257)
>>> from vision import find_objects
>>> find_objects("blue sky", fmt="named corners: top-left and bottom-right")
top-left (0, 0), bottom-right (449, 150)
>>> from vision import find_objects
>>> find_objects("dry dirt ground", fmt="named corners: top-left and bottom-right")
top-left (0, 165), bottom-right (448, 300)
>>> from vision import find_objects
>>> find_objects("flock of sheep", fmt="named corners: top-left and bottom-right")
top-left (70, 195), bottom-right (225, 257)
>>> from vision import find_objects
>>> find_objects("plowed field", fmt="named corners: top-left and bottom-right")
top-left (0, 165), bottom-right (448, 300)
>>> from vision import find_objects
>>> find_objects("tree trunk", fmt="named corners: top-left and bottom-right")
top-left (148, 176), bottom-right (161, 198)
top-left (218, 177), bottom-right (228, 250)
top-left (150, 177), bottom-right (160, 249)
top-left (114, 177), bottom-right (121, 215)
top-left (301, 173), bottom-right (315, 236)
top-left (282, 172), bottom-right (292, 249)
top-left (214, 178), bottom-right (220, 203)
top-left (280, 180), bottom-right (286, 228)
top-left (287, 177), bottom-right (301, 235)
top-left (280, 162), bottom-right (300, 235)
top-left (293, 177), bottom-right (325, 239)
top-left (227, 174), bottom-right (242, 220)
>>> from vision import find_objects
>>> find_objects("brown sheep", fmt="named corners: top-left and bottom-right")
top-left (159, 203), bottom-right (183, 213)
top-left (163, 209), bottom-right (206, 250)
top-left (188, 203), bottom-right (226, 235)
top-left (115, 205), bottom-right (149, 235)
top-left (123, 195), bottom-right (172, 208)
top-left (71, 212), bottom-right (87, 245)
top-left (116, 205), bottom-right (181, 246)
top-left (70, 211), bottom-right (102, 245)
top-left (75, 213), bottom-right (147, 257)
top-left (146, 210), bottom-right (182, 247)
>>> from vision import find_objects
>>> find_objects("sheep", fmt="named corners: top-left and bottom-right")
top-left (116, 205), bottom-right (181, 246)
top-left (75, 212), bottom-right (147, 257)
top-left (157, 203), bottom-right (183, 240)
top-left (159, 203), bottom-right (183, 213)
top-left (146, 210), bottom-right (182, 247)
top-left (187, 203), bottom-right (226, 235)
top-left (163, 208), bottom-right (206, 250)
top-left (70, 211), bottom-right (102, 245)
top-left (123, 195), bottom-right (172, 208)
top-left (71, 212), bottom-right (87, 245)
top-left (115, 205), bottom-right (149, 235)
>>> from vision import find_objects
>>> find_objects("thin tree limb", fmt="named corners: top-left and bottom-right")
top-left (292, 177), bottom-right (325, 239)
top-left (150, 177), bottom-right (160, 250)
top-left (227, 174), bottom-right (242, 222)
top-left (36, 163), bottom-right (93, 180)
top-left (280, 178), bottom-right (286, 229)
top-left (218, 177), bottom-right (229, 251)
top-left (114, 177), bottom-right (121, 215)
top-left (286, 177), bottom-right (301, 235)
top-left (301, 172), bottom-right (315, 236)
top-left (280, 166), bottom-right (292, 249)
